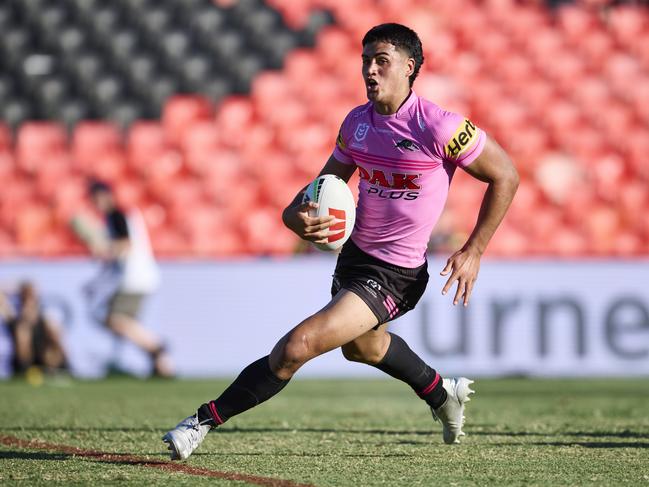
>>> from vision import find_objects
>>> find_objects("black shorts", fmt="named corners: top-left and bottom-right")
top-left (331, 239), bottom-right (429, 326)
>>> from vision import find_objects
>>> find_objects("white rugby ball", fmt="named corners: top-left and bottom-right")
top-left (302, 174), bottom-right (356, 251)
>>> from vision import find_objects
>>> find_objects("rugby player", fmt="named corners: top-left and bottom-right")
top-left (163, 23), bottom-right (519, 460)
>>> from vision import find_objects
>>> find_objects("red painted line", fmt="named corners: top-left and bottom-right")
top-left (0, 434), bottom-right (315, 487)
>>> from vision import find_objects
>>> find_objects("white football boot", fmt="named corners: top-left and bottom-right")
top-left (162, 414), bottom-right (212, 460)
top-left (431, 377), bottom-right (475, 444)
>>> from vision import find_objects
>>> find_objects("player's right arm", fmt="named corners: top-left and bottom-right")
top-left (282, 155), bottom-right (356, 244)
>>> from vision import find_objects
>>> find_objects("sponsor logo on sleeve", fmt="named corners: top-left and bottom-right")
top-left (445, 118), bottom-right (479, 159)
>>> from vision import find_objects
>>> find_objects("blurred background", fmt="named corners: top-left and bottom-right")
top-left (0, 0), bottom-right (648, 379)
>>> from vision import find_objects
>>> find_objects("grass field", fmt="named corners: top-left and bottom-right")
top-left (1, 377), bottom-right (648, 486)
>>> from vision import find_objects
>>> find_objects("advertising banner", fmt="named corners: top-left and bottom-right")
top-left (1, 258), bottom-right (648, 378)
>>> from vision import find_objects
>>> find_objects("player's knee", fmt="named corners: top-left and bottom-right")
top-left (278, 332), bottom-right (318, 370)
top-left (341, 342), bottom-right (384, 365)
top-left (341, 344), bottom-right (364, 363)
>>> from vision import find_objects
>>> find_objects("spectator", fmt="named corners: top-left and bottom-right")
top-left (82, 180), bottom-right (174, 378)
top-left (0, 282), bottom-right (68, 376)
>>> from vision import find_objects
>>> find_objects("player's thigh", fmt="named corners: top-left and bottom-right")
top-left (276, 289), bottom-right (380, 358)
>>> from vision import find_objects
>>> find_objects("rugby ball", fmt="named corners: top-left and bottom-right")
top-left (302, 174), bottom-right (356, 251)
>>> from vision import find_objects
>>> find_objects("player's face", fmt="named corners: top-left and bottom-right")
top-left (362, 41), bottom-right (414, 108)
top-left (91, 191), bottom-right (113, 213)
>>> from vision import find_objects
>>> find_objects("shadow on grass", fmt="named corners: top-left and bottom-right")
top-left (0, 451), bottom-right (69, 461)
top-left (0, 426), bottom-right (163, 433)
top-left (3, 425), bottom-right (647, 441)
top-left (497, 441), bottom-right (649, 449)
top-left (564, 431), bottom-right (649, 439)
top-left (0, 449), bottom-right (169, 460)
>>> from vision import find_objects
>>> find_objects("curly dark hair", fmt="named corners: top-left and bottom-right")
top-left (362, 23), bottom-right (424, 87)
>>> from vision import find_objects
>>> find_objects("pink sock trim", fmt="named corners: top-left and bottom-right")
top-left (209, 401), bottom-right (224, 425)
top-left (419, 373), bottom-right (440, 397)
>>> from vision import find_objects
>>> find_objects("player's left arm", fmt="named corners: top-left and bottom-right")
top-left (441, 135), bottom-right (519, 306)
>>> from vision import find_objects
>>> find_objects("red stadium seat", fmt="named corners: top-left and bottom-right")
top-left (265, 0), bottom-right (312, 29)
top-left (140, 201), bottom-right (167, 235)
top-left (557, 4), bottom-right (599, 45)
top-left (607, 6), bottom-right (647, 48)
top-left (0, 176), bottom-right (34, 228)
top-left (579, 30), bottom-right (614, 71)
top-left (214, 96), bottom-right (256, 143)
top-left (241, 207), bottom-right (296, 256)
top-left (529, 207), bottom-right (564, 255)
top-left (485, 224), bottom-right (529, 258)
top-left (613, 231), bottom-right (644, 256)
top-left (284, 49), bottom-right (319, 83)
top-left (72, 121), bottom-right (123, 170)
top-left (180, 120), bottom-right (220, 153)
top-left (85, 151), bottom-right (128, 185)
top-left (127, 121), bottom-right (169, 172)
top-left (15, 203), bottom-right (53, 250)
top-left (16, 122), bottom-right (68, 174)
top-left (0, 123), bottom-right (11, 151)
top-left (585, 204), bottom-right (620, 254)
top-left (543, 53), bottom-right (586, 94)
top-left (162, 95), bottom-right (213, 148)
top-left (552, 225), bottom-right (589, 257)
top-left (251, 72), bottom-right (292, 112)
top-left (190, 150), bottom-right (244, 205)
top-left (143, 151), bottom-right (184, 196)
top-left (0, 229), bottom-right (18, 257)
top-left (315, 27), bottom-right (353, 71)
top-left (150, 224), bottom-right (188, 257)
top-left (34, 153), bottom-right (74, 200)
top-left (52, 176), bottom-right (89, 224)
top-left (216, 176), bottom-right (261, 222)
top-left (113, 178), bottom-right (145, 211)
top-left (545, 101), bottom-right (582, 142)
top-left (0, 150), bottom-right (15, 180)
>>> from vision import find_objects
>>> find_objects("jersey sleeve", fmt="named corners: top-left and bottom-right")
top-left (428, 109), bottom-right (486, 168)
top-left (331, 112), bottom-right (355, 165)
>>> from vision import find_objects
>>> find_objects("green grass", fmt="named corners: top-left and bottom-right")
top-left (1, 377), bottom-right (648, 486)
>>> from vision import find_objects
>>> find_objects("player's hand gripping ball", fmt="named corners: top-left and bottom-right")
top-left (302, 175), bottom-right (356, 251)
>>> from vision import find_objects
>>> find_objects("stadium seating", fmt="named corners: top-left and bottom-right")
top-left (0, 0), bottom-right (647, 257)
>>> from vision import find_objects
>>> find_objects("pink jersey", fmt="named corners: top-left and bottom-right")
top-left (332, 91), bottom-right (486, 268)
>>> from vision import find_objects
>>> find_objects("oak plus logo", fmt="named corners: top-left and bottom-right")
top-left (354, 123), bottom-right (370, 142)
top-left (358, 167), bottom-right (421, 200)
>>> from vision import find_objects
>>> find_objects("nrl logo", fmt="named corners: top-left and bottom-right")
top-left (354, 123), bottom-right (370, 142)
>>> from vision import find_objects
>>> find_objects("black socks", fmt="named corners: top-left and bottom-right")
top-left (196, 335), bottom-right (446, 427)
top-left (198, 355), bottom-right (290, 426)
top-left (372, 333), bottom-right (447, 409)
